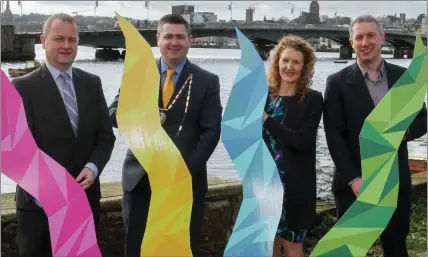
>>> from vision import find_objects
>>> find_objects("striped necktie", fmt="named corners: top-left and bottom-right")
top-left (59, 72), bottom-right (79, 135)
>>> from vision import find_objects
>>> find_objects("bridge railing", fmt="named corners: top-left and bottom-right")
top-left (15, 23), bottom-right (350, 34)
top-left (188, 22), bottom-right (351, 31)
top-left (11, 22), bottom-right (423, 39)
top-left (4, 21), bottom-right (118, 33)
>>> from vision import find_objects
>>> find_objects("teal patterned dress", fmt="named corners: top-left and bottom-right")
top-left (263, 95), bottom-right (308, 243)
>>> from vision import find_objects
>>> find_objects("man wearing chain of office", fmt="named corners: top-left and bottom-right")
top-left (109, 14), bottom-right (223, 257)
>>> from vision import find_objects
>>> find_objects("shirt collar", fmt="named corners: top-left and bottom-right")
top-left (357, 58), bottom-right (386, 79)
top-left (45, 62), bottom-right (73, 80)
top-left (160, 57), bottom-right (186, 76)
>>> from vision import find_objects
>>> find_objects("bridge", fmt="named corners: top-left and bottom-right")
top-left (6, 23), bottom-right (428, 60)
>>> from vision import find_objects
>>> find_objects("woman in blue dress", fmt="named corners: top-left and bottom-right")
top-left (262, 35), bottom-right (323, 257)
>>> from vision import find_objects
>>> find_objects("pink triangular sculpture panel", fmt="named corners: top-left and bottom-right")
top-left (0, 70), bottom-right (102, 257)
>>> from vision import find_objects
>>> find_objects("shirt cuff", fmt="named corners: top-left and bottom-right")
top-left (348, 177), bottom-right (361, 186)
top-left (85, 162), bottom-right (99, 177)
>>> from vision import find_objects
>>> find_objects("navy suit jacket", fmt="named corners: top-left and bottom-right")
top-left (109, 58), bottom-right (222, 193)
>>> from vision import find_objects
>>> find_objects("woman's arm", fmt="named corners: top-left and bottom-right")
top-left (263, 91), bottom-right (323, 152)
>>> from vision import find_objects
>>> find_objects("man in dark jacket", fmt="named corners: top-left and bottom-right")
top-left (109, 14), bottom-right (222, 257)
top-left (323, 14), bottom-right (427, 257)
top-left (12, 13), bottom-right (115, 257)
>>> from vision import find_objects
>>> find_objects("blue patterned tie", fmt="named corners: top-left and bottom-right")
top-left (59, 72), bottom-right (78, 135)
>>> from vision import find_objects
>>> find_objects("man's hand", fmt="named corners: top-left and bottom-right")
top-left (351, 177), bottom-right (362, 196)
top-left (76, 167), bottom-right (96, 190)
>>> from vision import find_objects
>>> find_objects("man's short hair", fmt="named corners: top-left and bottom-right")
top-left (43, 13), bottom-right (79, 37)
top-left (349, 14), bottom-right (384, 39)
top-left (157, 14), bottom-right (191, 35)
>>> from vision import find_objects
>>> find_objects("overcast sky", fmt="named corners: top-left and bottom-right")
top-left (5, 1), bottom-right (428, 21)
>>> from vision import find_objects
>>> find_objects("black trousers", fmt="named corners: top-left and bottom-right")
top-left (122, 175), bottom-right (206, 257)
top-left (16, 203), bottom-right (100, 257)
top-left (334, 185), bottom-right (412, 257)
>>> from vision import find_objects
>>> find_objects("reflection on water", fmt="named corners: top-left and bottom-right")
top-left (1, 45), bottom-right (426, 196)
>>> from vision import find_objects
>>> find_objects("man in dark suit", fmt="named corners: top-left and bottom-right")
top-left (108, 14), bottom-right (222, 257)
top-left (323, 14), bottom-right (427, 257)
top-left (12, 13), bottom-right (116, 257)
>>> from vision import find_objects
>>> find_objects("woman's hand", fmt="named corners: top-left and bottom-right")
top-left (263, 112), bottom-right (269, 121)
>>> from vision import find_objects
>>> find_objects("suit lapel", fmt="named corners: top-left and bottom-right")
top-left (384, 61), bottom-right (400, 89)
top-left (157, 59), bottom-right (163, 108)
top-left (348, 62), bottom-right (375, 109)
top-left (39, 64), bottom-right (75, 138)
top-left (173, 59), bottom-right (191, 97)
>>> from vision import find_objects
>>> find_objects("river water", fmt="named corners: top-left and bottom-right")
top-left (1, 44), bottom-right (426, 196)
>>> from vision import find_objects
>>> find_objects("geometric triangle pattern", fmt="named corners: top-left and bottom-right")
top-left (222, 28), bottom-right (284, 257)
top-left (114, 13), bottom-right (193, 256)
top-left (311, 32), bottom-right (427, 256)
top-left (0, 70), bottom-right (102, 256)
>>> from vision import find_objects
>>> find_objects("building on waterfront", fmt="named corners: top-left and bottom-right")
top-left (298, 12), bottom-right (308, 24)
top-left (192, 12), bottom-right (217, 24)
top-left (422, 16), bottom-right (427, 36)
top-left (171, 5), bottom-right (217, 25)
top-left (384, 15), bottom-right (403, 29)
top-left (320, 15), bottom-right (329, 23)
top-left (172, 5), bottom-right (195, 16)
top-left (321, 15), bottom-right (351, 26)
top-left (307, 1), bottom-right (321, 23)
top-left (400, 13), bottom-right (406, 25)
top-left (298, 1), bottom-right (320, 24)
top-left (1, 0), bottom-right (13, 25)
top-left (246, 7), bottom-right (254, 22)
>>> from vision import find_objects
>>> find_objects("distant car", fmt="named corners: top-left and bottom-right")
top-left (305, 24), bottom-right (315, 29)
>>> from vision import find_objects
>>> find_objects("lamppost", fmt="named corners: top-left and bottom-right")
top-left (229, 1), bottom-right (233, 22)
top-left (145, 0), bottom-right (150, 22)
top-left (332, 8), bottom-right (338, 25)
top-left (18, 0), bottom-right (23, 34)
top-left (287, 3), bottom-right (295, 21)
top-left (94, 1), bottom-right (98, 31)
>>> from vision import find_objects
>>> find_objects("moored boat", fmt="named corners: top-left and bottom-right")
top-left (333, 60), bottom-right (348, 63)
top-left (8, 60), bottom-right (42, 77)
